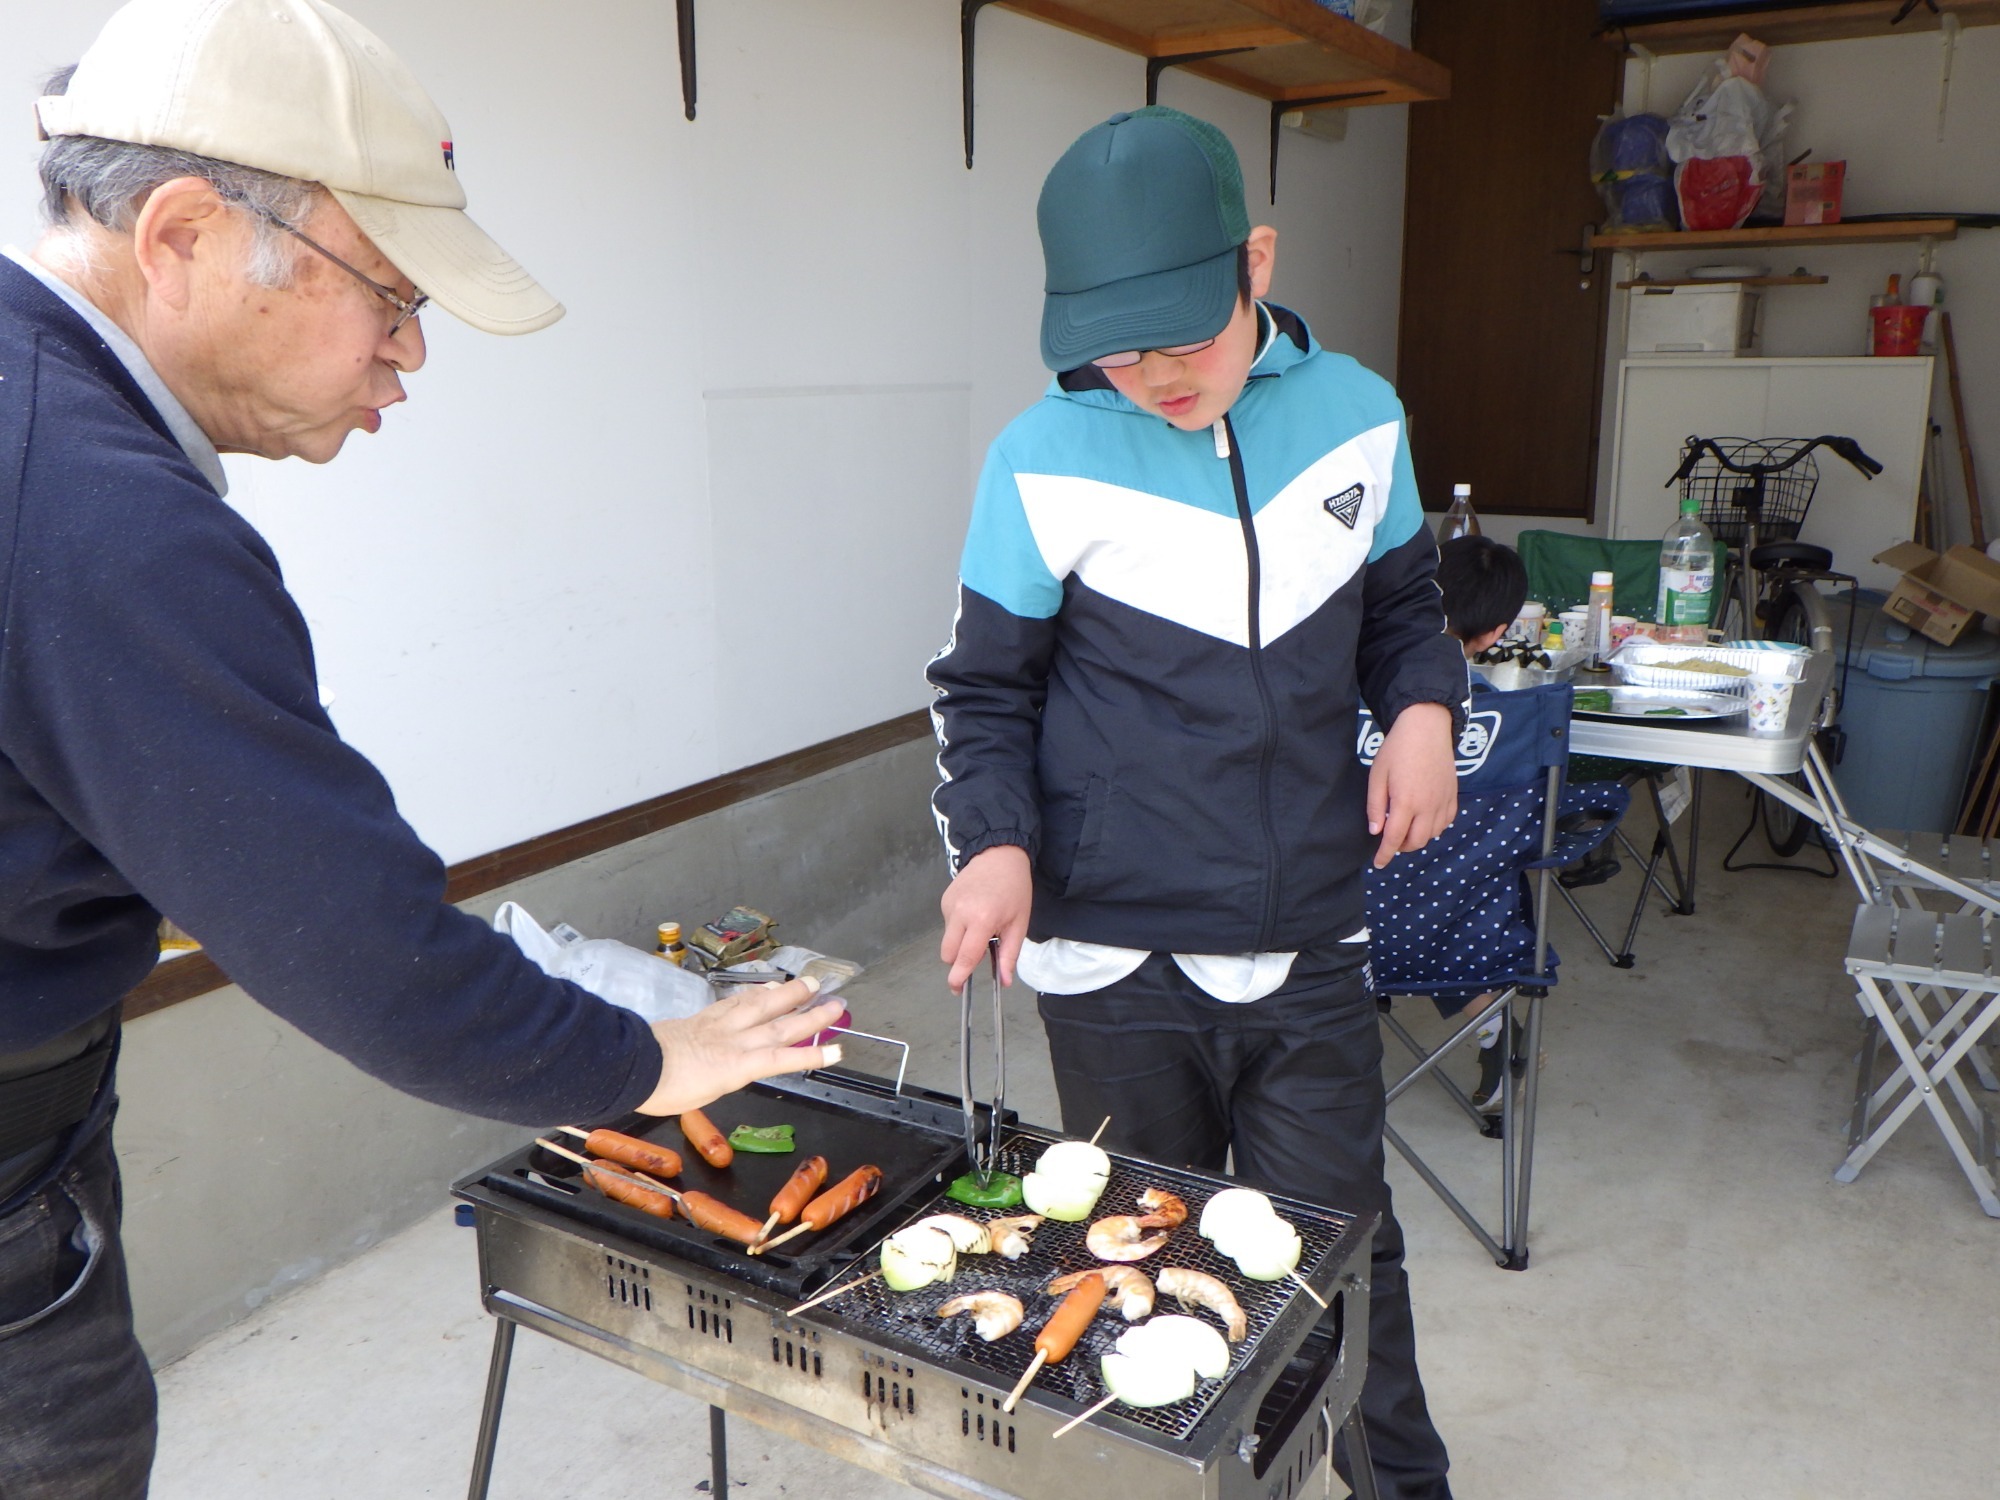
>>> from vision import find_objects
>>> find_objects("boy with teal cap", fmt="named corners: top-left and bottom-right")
top-left (927, 107), bottom-right (1460, 1496)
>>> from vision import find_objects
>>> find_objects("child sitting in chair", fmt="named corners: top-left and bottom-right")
top-left (1434, 535), bottom-right (1528, 1113)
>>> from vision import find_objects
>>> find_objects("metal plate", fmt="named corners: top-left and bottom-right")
top-left (810, 1129), bottom-right (1359, 1443)
top-left (467, 1072), bottom-right (978, 1298)
top-left (1573, 686), bottom-right (1748, 720)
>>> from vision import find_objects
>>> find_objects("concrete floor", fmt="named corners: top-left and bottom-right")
top-left (152, 784), bottom-right (2000, 1500)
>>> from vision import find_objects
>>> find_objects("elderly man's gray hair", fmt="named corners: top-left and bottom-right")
top-left (37, 65), bottom-right (317, 288)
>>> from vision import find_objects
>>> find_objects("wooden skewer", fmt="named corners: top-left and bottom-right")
top-left (784, 1270), bottom-right (880, 1318)
top-left (1001, 1350), bottom-right (1047, 1414)
top-left (1087, 1116), bottom-right (1111, 1147)
top-left (1286, 1271), bottom-right (1329, 1310)
top-left (758, 1212), bottom-right (782, 1243)
top-left (754, 1219), bottom-right (817, 1256)
top-left (1052, 1392), bottom-right (1117, 1439)
top-left (556, 1125), bottom-right (591, 1140)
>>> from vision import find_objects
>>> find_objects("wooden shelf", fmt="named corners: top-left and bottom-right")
top-left (1592, 218), bottom-right (1960, 251)
top-left (1602, 1), bottom-right (2000, 56)
top-left (995, 0), bottom-right (1450, 105)
top-left (1617, 274), bottom-right (1829, 288)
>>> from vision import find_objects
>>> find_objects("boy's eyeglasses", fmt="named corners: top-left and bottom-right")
top-left (1090, 336), bottom-right (1218, 370)
top-left (241, 203), bottom-right (429, 337)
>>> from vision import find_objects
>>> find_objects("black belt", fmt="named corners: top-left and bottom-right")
top-left (0, 1029), bottom-right (115, 1161)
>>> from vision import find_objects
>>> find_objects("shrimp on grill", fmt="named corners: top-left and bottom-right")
top-left (1156, 1267), bottom-right (1248, 1342)
top-left (936, 1291), bottom-right (1025, 1342)
top-left (1047, 1264), bottom-right (1154, 1322)
top-left (985, 1214), bottom-right (1045, 1260)
top-left (1085, 1188), bottom-right (1186, 1262)
top-left (1086, 1215), bottom-right (1172, 1263)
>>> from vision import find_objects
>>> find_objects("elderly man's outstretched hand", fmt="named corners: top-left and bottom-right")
top-left (635, 977), bottom-right (845, 1116)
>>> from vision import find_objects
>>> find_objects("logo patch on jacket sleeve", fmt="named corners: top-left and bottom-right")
top-left (1322, 483), bottom-right (1365, 529)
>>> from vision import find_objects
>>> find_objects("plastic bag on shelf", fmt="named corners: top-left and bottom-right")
top-left (1666, 36), bottom-right (1791, 231)
top-left (1592, 112), bottom-right (1678, 232)
top-left (493, 901), bottom-right (715, 1024)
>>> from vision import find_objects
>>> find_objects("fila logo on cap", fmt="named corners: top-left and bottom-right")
top-left (1322, 483), bottom-right (1365, 529)
top-left (441, 140), bottom-right (455, 170)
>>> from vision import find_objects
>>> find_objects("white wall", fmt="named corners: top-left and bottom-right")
top-left (1588, 25), bottom-right (2000, 552)
top-left (3, 0), bottom-right (1415, 866)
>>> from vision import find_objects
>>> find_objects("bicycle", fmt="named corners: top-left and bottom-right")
top-left (1666, 434), bottom-right (1882, 856)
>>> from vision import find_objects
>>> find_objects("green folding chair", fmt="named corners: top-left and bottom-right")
top-left (1517, 530), bottom-right (1698, 967)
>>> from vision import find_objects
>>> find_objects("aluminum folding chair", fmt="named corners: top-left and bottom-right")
top-left (1838, 904), bottom-right (2000, 1217)
top-left (1361, 684), bottom-right (1629, 1269)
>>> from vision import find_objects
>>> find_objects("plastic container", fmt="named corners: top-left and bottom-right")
top-left (1870, 304), bottom-right (1928, 357)
top-left (1833, 593), bottom-right (2000, 832)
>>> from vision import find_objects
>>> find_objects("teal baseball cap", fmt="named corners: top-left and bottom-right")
top-left (1037, 107), bottom-right (1250, 372)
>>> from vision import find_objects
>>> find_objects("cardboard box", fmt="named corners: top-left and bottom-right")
top-left (1625, 282), bottom-right (1761, 356)
top-left (1785, 161), bottom-right (1845, 226)
top-left (1874, 542), bottom-right (2000, 645)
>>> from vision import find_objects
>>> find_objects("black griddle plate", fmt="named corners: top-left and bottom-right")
top-left (461, 1069), bottom-right (988, 1299)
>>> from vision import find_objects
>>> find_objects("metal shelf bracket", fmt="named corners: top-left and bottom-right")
top-left (676, 0), bottom-right (697, 121)
top-left (962, 0), bottom-right (1000, 168)
top-left (1268, 90), bottom-right (1383, 203)
top-left (1145, 48), bottom-right (1256, 106)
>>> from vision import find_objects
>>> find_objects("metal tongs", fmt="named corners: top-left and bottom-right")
top-left (957, 939), bottom-right (1006, 1186)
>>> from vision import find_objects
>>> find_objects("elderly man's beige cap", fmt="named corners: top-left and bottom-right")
top-left (35, 0), bottom-right (561, 335)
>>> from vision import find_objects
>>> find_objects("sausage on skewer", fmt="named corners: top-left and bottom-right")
top-left (751, 1165), bottom-right (884, 1254)
top-left (582, 1161), bottom-right (676, 1219)
top-left (759, 1155), bottom-right (831, 1243)
top-left (1003, 1272), bottom-right (1106, 1413)
top-left (578, 1129), bottom-right (683, 1179)
top-left (678, 1191), bottom-right (766, 1246)
top-left (680, 1109), bottom-right (734, 1169)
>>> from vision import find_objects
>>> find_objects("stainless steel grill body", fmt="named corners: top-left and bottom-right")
top-left (459, 1078), bottom-right (1375, 1500)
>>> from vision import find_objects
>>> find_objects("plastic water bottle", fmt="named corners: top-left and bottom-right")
top-left (1438, 483), bottom-right (1480, 541)
top-left (1657, 496), bottom-right (1717, 643)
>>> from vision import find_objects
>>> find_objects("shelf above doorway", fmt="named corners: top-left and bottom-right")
top-left (1591, 219), bottom-right (1961, 252)
top-left (1600, 1), bottom-right (2000, 56)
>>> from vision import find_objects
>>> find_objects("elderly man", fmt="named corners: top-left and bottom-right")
top-left (0, 2), bottom-right (838, 1493)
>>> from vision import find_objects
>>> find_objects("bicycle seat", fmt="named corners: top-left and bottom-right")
top-left (1750, 540), bottom-right (1833, 572)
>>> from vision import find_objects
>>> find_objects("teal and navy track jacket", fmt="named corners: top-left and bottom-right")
top-left (927, 304), bottom-right (1469, 955)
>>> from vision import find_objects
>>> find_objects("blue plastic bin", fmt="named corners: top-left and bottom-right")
top-left (1831, 593), bottom-right (2000, 833)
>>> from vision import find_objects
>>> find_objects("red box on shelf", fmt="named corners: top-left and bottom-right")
top-left (1785, 161), bottom-right (1846, 226)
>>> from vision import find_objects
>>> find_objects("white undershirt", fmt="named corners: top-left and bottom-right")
top-left (1018, 931), bottom-right (1369, 1004)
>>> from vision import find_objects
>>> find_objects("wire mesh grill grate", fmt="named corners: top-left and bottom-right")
top-left (817, 1131), bottom-right (1355, 1441)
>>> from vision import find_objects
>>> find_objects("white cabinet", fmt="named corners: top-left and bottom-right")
top-left (1606, 356), bottom-right (1934, 592)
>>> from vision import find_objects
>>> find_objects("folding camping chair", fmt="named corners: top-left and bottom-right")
top-left (1518, 529), bottom-right (1697, 968)
top-left (1838, 904), bottom-right (2000, 1218)
top-left (1363, 683), bottom-right (1629, 1269)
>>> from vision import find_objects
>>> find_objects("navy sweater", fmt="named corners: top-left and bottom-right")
top-left (0, 257), bottom-right (659, 1126)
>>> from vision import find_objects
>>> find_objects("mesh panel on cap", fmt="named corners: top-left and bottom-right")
top-left (1129, 105), bottom-right (1249, 246)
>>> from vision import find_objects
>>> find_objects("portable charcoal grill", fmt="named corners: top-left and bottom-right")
top-left (455, 1062), bottom-right (1379, 1500)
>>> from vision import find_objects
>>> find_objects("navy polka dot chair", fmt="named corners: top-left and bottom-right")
top-left (1362, 683), bottom-right (1628, 1270)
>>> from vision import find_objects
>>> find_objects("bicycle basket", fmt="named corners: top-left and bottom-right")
top-left (1675, 437), bottom-right (1820, 545)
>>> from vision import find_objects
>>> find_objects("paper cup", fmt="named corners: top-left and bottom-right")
top-left (1610, 615), bottom-right (1638, 648)
top-left (1747, 675), bottom-right (1795, 735)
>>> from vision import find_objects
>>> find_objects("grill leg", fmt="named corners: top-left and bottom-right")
top-left (466, 1317), bottom-right (516, 1500)
top-left (709, 1404), bottom-right (729, 1496)
top-left (1341, 1403), bottom-right (1381, 1500)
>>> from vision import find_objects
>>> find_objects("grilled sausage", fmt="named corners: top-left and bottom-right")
top-left (800, 1165), bottom-right (883, 1230)
top-left (1034, 1273), bottom-right (1106, 1366)
top-left (680, 1109), bottom-right (734, 1169)
top-left (584, 1161), bottom-right (676, 1220)
top-left (678, 1191), bottom-right (766, 1246)
top-left (768, 1155), bottom-right (830, 1227)
top-left (583, 1129), bottom-right (683, 1179)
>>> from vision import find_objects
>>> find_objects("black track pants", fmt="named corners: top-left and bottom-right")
top-left (1036, 946), bottom-right (1452, 1500)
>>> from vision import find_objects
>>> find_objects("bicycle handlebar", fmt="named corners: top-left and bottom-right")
top-left (1666, 434), bottom-right (1884, 487)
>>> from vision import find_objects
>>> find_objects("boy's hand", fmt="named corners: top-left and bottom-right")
top-left (940, 844), bottom-right (1033, 992)
top-left (1368, 702), bottom-right (1458, 868)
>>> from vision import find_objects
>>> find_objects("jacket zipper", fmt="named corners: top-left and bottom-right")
top-left (1218, 415), bottom-right (1283, 951)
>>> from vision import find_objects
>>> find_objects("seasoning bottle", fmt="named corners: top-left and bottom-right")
top-left (1584, 570), bottom-right (1616, 670)
top-left (1438, 483), bottom-right (1480, 542)
top-left (656, 922), bottom-right (687, 966)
